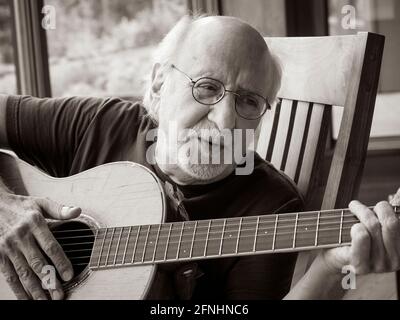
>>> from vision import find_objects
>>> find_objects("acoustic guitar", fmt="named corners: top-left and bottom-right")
top-left (0, 150), bottom-right (398, 299)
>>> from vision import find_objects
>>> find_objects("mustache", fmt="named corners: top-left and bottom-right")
top-left (183, 124), bottom-right (234, 148)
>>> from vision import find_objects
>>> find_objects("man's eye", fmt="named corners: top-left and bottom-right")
top-left (197, 83), bottom-right (218, 92)
top-left (241, 96), bottom-right (259, 107)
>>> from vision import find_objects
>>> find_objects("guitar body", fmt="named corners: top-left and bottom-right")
top-left (0, 151), bottom-right (167, 300)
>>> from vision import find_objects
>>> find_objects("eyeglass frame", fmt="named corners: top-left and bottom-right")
top-left (170, 64), bottom-right (271, 120)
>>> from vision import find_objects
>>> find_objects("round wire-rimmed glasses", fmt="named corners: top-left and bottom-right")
top-left (171, 64), bottom-right (271, 120)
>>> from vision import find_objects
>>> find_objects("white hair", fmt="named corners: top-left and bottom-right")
top-left (142, 14), bottom-right (282, 123)
top-left (142, 14), bottom-right (200, 122)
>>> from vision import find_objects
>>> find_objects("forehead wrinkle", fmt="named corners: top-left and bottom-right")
top-left (176, 17), bottom-right (270, 94)
top-left (178, 17), bottom-right (268, 62)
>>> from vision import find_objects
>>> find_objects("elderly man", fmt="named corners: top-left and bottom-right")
top-left (0, 15), bottom-right (399, 300)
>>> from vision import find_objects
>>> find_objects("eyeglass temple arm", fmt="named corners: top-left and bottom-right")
top-left (171, 64), bottom-right (195, 84)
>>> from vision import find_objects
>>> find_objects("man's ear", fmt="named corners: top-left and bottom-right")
top-left (150, 63), bottom-right (166, 99)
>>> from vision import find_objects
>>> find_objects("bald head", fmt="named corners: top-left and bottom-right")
top-left (178, 16), bottom-right (269, 70)
top-left (144, 15), bottom-right (281, 122)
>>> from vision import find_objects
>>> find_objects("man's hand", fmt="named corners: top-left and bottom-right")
top-left (321, 189), bottom-right (400, 276)
top-left (0, 192), bottom-right (81, 300)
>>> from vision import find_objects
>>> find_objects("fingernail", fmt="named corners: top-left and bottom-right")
top-left (61, 206), bottom-right (71, 217)
top-left (63, 269), bottom-right (74, 281)
top-left (61, 206), bottom-right (80, 218)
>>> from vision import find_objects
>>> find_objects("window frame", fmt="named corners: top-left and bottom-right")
top-left (10, 0), bottom-right (51, 97)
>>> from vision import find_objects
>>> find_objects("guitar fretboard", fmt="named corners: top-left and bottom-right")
top-left (88, 206), bottom-right (400, 270)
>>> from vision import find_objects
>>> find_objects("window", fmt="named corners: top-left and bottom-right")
top-left (0, 0), bottom-right (17, 94)
top-left (45, 0), bottom-right (187, 99)
top-left (328, 0), bottom-right (400, 148)
top-left (220, 0), bottom-right (287, 36)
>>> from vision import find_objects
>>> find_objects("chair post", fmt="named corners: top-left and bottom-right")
top-left (293, 32), bottom-right (385, 285)
top-left (322, 32), bottom-right (385, 211)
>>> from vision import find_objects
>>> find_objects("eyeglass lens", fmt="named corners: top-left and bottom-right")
top-left (192, 78), bottom-right (265, 119)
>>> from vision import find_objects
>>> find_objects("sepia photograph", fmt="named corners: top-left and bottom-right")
top-left (0, 0), bottom-right (400, 306)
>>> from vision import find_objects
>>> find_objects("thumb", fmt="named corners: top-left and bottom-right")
top-left (389, 188), bottom-right (400, 206)
top-left (36, 197), bottom-right (81, 220)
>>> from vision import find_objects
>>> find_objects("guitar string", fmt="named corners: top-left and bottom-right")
top-left (55, 216), bottom-right (359, 242)
top-left (67, 234), bottom-right (353, 263)
top-left (48, 207), bottom-right (399, 263)
top-left (65, 207), bottom-right (399, 266)
top-left (52, 214), bottom-right (358, 240)
top-left (68, 233), bottom-right (353, 263)
top-left (56, 218), bottom-right (358, 247)
top-left (61, 225), bottom-right (354, 261)
top-left (62, 227), bottom-right (354, 254)
top-left (50, 206), bottom-right (399, 235)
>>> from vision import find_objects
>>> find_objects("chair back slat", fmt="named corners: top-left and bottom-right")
top-left (257, 99), bottom-right (331, 198)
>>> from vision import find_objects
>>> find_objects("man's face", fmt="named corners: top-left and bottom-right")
top-left (154, 17), bottom-right (270, 185)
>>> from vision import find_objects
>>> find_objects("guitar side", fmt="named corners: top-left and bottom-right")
top-left (0, 150), bottom-right (167, 300)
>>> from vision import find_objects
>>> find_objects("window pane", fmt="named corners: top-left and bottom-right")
top-left (0, 0), bottom-right (17, 94)
top-left (45, 0), bottom-right (187, 99)
top-left (221, 0), bottom-right (286, 36)
top-left (328, 0), bottom-right (400, 141)
top-left (328, 0), bottom-right (400, 93)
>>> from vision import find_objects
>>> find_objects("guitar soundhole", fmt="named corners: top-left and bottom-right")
top-left (51, 221), bottom-right (95, 277)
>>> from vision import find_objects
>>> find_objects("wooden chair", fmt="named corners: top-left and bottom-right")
top-left (256, 32), bottom-right (389, 299)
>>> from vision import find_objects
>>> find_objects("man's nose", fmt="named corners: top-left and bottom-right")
top-left (207, 94), bottom-right (236, 130)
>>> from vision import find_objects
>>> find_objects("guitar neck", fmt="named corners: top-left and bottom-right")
top-left (88, 206), bottom-right (400, 270)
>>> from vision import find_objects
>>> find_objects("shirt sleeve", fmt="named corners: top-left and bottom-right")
top-left (5, 95), bottom-right (105, 177)
top-left (223, 197), bottom-right (304, 300)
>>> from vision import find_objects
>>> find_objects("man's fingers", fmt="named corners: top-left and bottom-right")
top-left (30, 223), bottom-right (74, 282)
top-left (0, 254), bottom-right (29, 300)
top-left (349, 200), bottom-right (386, 272)
top-left (7, 251), bottom-right (47, 300)
top-left (350, 223), bottom-right (371, 274)
top-left (374, 201), bottom-right (400, 271)
top-left (390, 188), bottom-right (400, 207)
top-left (19, 236), bottom-right (64, 300)
top-left (35, 197), bottom-right (81, 220)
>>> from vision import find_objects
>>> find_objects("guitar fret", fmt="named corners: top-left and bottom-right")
top-left (176, 222), bottom-right (185, 259)
top-left (141, 225), bottom-right (151, 263)
top-left (339, 210), bottom-right (344, 244)
top-left (105, 228), bottom-right (115, 266)
top-left (292, 213), bottom-right (299, 248)
top-left (219, 219), bottom-right (227, 256)
top-left (315, 211), bottom-right (321, 246)
top-left (203, 220), bottom-right (212, 257)
top-left (253, 216), bottom-right (260, 252)
top-left (164, 224), bottom-right (173, 261)
top-left (189, 221), bottom-right (197, 258)
top-left (272, 215), bottom-right (278, 251)
top-left (122, 226), bottom-right (132, 264)
top-left (113, 227), bottom-right (123, 265)
top-left (90, 204), bottom-right (397, 268)
top-left (235, 217), bottom-right (243, 254)
top-left (131, 225), bottom-right (141, 264)
top-left (152, 224), bottom-right (162, 262)
top-left (97, 228), bottom-right (107, 267)
top-left (89, 229), bottom-right (100, 268)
